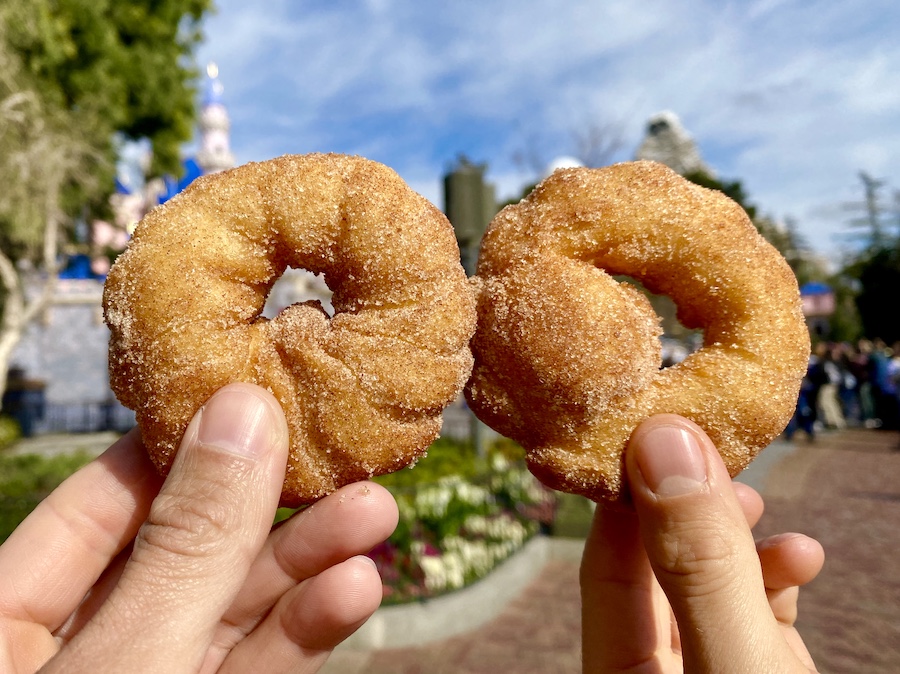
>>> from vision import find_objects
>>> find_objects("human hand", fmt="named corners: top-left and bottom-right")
top-left (0, 383), bottom-right (399, 673)
top-left (581, 414), bottom-right (824, 673)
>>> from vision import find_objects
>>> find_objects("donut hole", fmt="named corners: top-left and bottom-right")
top-left (263, 267), bottom-right (334, 319)
top-left (612, 275), bottom-right (703, 367)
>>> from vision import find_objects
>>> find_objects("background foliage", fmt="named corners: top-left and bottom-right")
top-left (4, 0), bottom-right (210, 172)
top-left (0, 0), bottom-right (214, 406)
top-left (0, 0), bottom-right (212, 265)
top-left (371, 436), bottom-right (557, 603)
top-left (0, 450), bottom-right (94, 543)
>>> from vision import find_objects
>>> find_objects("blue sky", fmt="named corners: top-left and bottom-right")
top-left (190, 0), bottom-right (900, 265)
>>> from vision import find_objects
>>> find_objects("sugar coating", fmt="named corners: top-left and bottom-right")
top-left (465, 161), bottom-right (810, 506)
top-left (103, 153), bottom-right (477, 506)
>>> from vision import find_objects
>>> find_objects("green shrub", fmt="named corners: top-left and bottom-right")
top-left (0, 416), bottom-right (21, 450)
top-left (0, 451), bottom-right (94, 543)
top-left (551, 492), bottom-right (596, 538)
top-left (375, 436), bottom-right (482, 489)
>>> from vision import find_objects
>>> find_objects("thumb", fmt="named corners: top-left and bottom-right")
top-left (626, 414), bottom-right (804, 673)
top-left (50, 383), bottom-right (289, 673)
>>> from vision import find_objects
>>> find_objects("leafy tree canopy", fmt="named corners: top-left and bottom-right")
top-left (683, 170), bottom-right (758, 221)
top-left (681, 170), bottom-right (826, 287)
top-left (0, 0), bottom-right (213, 268)
top-left (843, 244), bottom-right (900, 344)
top-left (0, 0), bottom-right (213, 355)
top-left (0, 16), bottom-right (96, 260)
top-left (4, 0), bottom-right (211, 176)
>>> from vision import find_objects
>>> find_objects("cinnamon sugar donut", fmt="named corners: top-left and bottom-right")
top-left (104, 153), bottom-right (476, 506)
top-left (465, 161), bottom-right (809, 505)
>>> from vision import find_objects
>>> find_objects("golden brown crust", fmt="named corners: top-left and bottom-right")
top-left (104, 153), bottom-right (476, 506)
top-left (465, 161), bottom-right (810, 505)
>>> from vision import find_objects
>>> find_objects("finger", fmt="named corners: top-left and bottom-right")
top-left (219, 556), bottom-right (383, 674)
top-left (733, 481), bottom-right (764, 529)
top-left (0, 429), bottom-right (162, 631)
top-left (767, 586), bottom-right (800, 626)
top-left (757, 533), bottom-right (825, 590)
top-left (53, 544), bottom-right (132, 642)
top-left (205, 481), bottom-right (398, 666)
top-left (579, 464), bottom-right (765, 672)
top-left (580, 507), bottom-right (678, 671)
top-left (766, 585), bottom-right (822, 671)
top-left (758, 533), bottom-right (824, 639)
top-left (782, 621), bottom-right (819, 671)
top-left (43, 384), bottom-right (289, 673)
top-left (765, 586), bottom-right (820, 672)
top-left (626, 414), bottom-right (808, 673)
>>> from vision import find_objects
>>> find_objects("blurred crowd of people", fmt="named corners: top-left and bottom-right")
top-left (785, 339), bottom-right (900, 441)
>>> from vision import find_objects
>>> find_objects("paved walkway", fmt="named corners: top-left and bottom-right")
top-left (7, 431), bottom-right (119, 458)
top-left (754, 429), bottom-right (900, 673)
top-left (325, 429), bottom-right (900, 674)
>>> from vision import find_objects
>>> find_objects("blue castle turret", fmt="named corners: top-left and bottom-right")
top-left (157, 63), bottom-right (235, 204)
top-left (195, 62), bottom-right (236, 175)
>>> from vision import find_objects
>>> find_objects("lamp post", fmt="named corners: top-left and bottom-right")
top-left (443, 157), bottom-right (497, 457)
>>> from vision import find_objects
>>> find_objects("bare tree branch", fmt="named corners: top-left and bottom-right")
top-left (570, 120), bottom-right (626, 168)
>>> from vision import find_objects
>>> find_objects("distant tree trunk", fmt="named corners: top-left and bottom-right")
top-left (0, 194), bottom-right (61, 409)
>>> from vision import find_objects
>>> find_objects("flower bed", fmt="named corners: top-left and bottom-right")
top-left (370, 438), bottom-right (557, 604)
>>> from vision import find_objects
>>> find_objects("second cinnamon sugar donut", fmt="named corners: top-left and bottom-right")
top-left (465, 160), bottom-right (809, 505)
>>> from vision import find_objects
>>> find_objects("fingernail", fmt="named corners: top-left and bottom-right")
top-left (635, 424), bottom-right (708, 497)
top-left (358, 554), bottom-right (379, 571)
top-left (197, 386), bottom-right (281, 459)
top-left (757, 532), bottom-right (806, 551)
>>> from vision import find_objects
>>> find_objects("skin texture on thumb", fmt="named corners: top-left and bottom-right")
top-left (625, 414), bottom-right (807, 673)
top-left (42, 383), bottom-right (290, 673)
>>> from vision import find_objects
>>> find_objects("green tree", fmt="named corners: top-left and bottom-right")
top-left (843, 244), bottom-right (900, 344)
top-left (683, 170), bottom-right (758, 220)
top-left (843, 172), bottom-right (898, 250)
top-left (682, 170), bottom-right (824, 286)
top-left (0, 0), bottom-right (212, 406)
top-left (829, 172), bottom-right (900, 344)
top-left (4, 0), bottom-right (210, 176)
top-left (826, 275), bottom-right (863, 344)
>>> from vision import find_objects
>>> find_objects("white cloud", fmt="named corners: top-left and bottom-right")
top-left (193, 0), bottom-right (900, 262)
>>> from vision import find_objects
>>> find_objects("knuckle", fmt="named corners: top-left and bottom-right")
top-left (652, 519), bottom-right (745, 597)
top-left (140, 476), bottom-right (245, 559)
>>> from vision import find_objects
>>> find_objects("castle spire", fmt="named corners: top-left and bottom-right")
top-left (635, 111), bottom-right (712, 177)
top-left (196, 62), bottom-right (235, 174)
